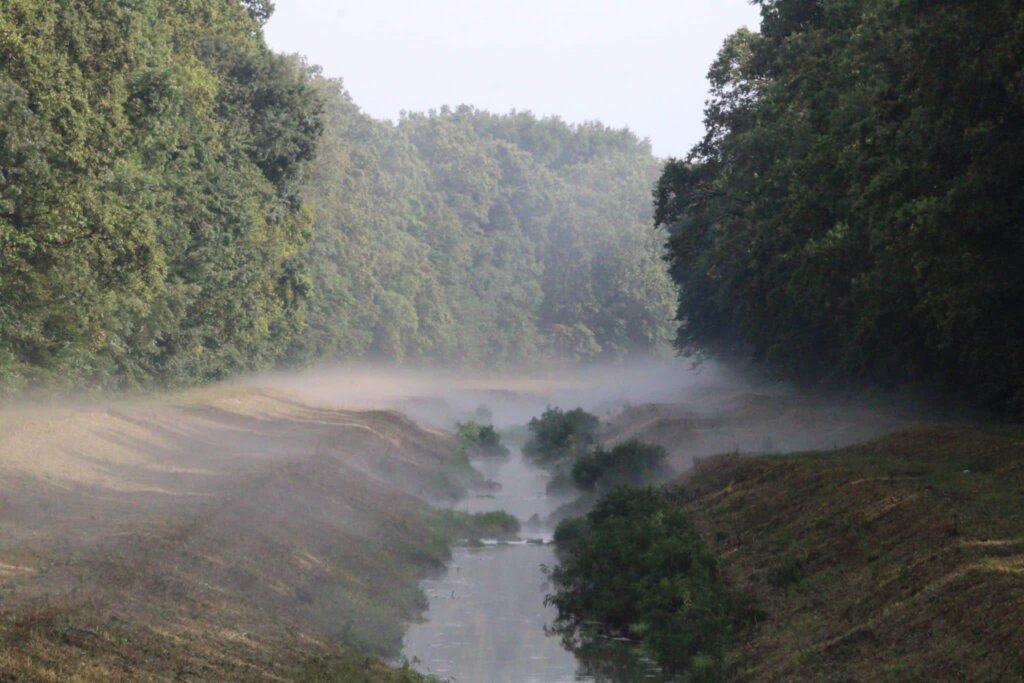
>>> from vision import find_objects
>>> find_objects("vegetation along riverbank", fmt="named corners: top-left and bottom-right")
top-left (548, 425), bottom-right (1024, 680)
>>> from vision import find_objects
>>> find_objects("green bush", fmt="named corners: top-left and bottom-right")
top-left (571, 440), bottom-right (668, 491)
top-left (434, 509), bottom-right (520, 542)
top-left (548, 488), bottom-right (741, 678)
top-left (456, 421), bottom-right (509, 457)
top-left (522, 407), bottom-right (599, 463)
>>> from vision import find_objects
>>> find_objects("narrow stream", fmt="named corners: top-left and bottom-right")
top-left (402, 447), bottom-right (587, 682)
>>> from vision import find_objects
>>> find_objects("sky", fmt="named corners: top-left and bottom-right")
top-left (264, 1), bottom-right (762, 158)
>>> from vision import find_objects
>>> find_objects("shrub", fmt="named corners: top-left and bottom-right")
top-left (456, 421), bottom-right (509, 457)
top-left (548, 488), bottom-right (740, 677)
top-left (435, 510), bottom-right (520, 542)
top-left (571, 440), bottom-right (668, 491)
top-left (522, 407), bottom-right (599, 463)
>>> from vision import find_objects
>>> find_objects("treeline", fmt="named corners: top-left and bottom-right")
top-left (656, 0), bottom-right (1024, 415)
top-left (294, 82), bottom-right (674, 365)
top-left (0, 1), bottom-right (674, 395)
top-left (0, 0), bottom-right (320, 392)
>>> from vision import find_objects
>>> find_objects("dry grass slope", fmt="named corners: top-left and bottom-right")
top-left (0, 389), bottom-right (466, 681)
top-left (680, 426), bottom-right (1024, 681)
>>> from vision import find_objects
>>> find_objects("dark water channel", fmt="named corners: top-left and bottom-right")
top-left (402, 447), bottom-right (666, 682)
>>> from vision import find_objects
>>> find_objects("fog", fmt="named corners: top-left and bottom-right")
top-left (247, 356), bottom-right (919, 467)
top-left (6, 0), bottom-right (1012, 679)
top-left (0, 354), bottom-right (927, 682)
top-left (240, 357), bottom-right (912, 682)
top-left (246, 357), bottom-right (740, 427)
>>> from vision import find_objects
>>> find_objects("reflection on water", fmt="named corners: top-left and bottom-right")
top-left (404, 543), bottom-right (586, 682)
top-left (457, 444), bottom-right (571, 524)
top-left (402, 446), bottom-right (671, 682)
top-left (402, 447), bottom-right (585, 682)
top-left (552, 627), bottom-right (669, 683)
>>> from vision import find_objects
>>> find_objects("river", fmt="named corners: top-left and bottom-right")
top-left (401, 440), bottom-right (673, 683)
top-left (401, 445), bottom-right (588, 682)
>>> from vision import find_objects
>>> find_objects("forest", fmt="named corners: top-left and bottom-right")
top-left (4, 0), bottom-right (1024, 408)
top-left (293, 83), bottom-right (674, 366)
top-left (0, 0), bottom-right (321, 392)
top-left (655, 0), bottom-right (1024, 416)
top-left (0, 0), bottom-right (674, 395)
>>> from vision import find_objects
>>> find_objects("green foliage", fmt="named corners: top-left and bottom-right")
top-left (456, 420), bottom-right (509, 457)
top-left (548, 487), bottom-right (739, 677)
top-left (433, 509), bottom-right (520, 543)
top-left (292, 93), bottom-right (676, 367)
top-left (0, 0), bottom-right (321, 392)
top-left (522, 406), bottom-right (600, 463)
top-left (0, 1), bottom-right (672, 393)
top-left (571, 439), bottom-right (668, 492)
top-left (241, 0), bottom-right (275, 25)
top-left (656, 0), bottom-right (1024, 416)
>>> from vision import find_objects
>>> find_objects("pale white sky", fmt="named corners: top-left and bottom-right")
top-left (265, 1), bottom-right (761, 158)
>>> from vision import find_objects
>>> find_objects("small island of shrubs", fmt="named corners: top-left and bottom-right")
top-left (522, 405), bottom-right (747, 677)
top-left (547, 487), bottom-right (749, 679)
top-left (522, 406), bottom-right (668, 493)
top-left (456, 421), bottom-right (510, 457)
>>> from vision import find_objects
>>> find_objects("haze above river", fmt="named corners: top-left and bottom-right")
top-left (252, 359), bottom-right (913, 681)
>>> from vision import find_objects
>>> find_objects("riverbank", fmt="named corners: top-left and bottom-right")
top-left (563, 424), bottom-right (1024, 680)
top-left (0, 387), bottom-right (474, 681)
top-left (692, 424), bottom-right (1024, 680)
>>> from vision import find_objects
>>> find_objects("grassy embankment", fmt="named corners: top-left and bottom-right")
top-left (682, 425), bottom-right (1024, 680)
top-left (0, 388), bottom-right (499, 681)
top-left (548, 423), bottom-right (1024, 680)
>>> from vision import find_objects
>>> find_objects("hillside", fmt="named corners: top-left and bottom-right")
top-left (599, 390), bottom-right (911, 470)
top-left (0, 388), bottom-right (471, 681)
top-left (680, 426), bottom-right (1024, 680)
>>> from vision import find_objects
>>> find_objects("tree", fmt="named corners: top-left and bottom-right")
top-left (295, 94), bottom-right (675, 367)
top-left (657, 0), bottom-right (1024, 415)
top-left (0, 0), bottom-right (321, 391)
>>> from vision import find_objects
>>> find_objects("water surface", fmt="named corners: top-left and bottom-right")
top-left (402, 447), bottom-right (587, 682)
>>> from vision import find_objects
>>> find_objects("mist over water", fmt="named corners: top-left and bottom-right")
top-left (7, 0), bottom-right (1014, 679)
top-left (254, 358), bottom-right (736, 680)
top-left (0, 354), bottom-right (925, 682)
top-left (251, 357), bottom-right (739, 427)
top-left (252, 356), bottom-right (914, 460)
top-left (246, 357), bottom-right (918, 681)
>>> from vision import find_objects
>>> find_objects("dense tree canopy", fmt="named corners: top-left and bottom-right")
top-left (293, 84), bottom-right (675, 366)
top-left (0, 0), bottom-right (320, 393)
top-left (656, 0), bottom-right (1024, 415)
top-left (0, 1), bottom-right (673, 395)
